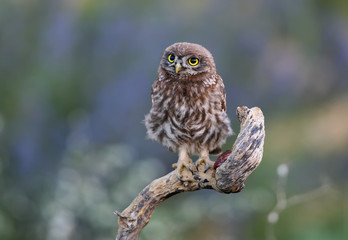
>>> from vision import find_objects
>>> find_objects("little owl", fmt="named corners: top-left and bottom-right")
top-left (145, 42), bottom-right (232, 179)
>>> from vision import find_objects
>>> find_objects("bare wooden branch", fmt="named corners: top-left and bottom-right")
top-left (115, 106), bottom-right (265, 240)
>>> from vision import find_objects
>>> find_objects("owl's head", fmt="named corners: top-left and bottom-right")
top-left (159, 42), bottom-right (216, 79)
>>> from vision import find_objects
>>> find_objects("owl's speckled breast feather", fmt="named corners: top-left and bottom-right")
top-left (145, 71), bottom-right (232, 155)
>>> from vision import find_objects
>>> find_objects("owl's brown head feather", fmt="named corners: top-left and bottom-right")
top-left (159, 42), bottom-right (216, 80)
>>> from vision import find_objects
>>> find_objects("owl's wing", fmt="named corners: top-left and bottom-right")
top-left (221, 88), bottom-right (226, 112)
top-left (151, 89), bottom-right (154, 105)
top-left (216, 75), bottom-right (227, 112)
top-left (150, 77), bottom-right (160, 105)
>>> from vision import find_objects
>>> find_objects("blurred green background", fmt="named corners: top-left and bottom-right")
top-left (0, 0), bottom-right (347, 239)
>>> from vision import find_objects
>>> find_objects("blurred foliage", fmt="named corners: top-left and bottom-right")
top-left (0, 0), bottom-right (347, 239)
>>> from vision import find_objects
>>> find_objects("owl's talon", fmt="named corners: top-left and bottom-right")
top-left (204, 163), bottom-right (210, 173)
top-left (196, 158), bottom-right (214, 173)
top-left (188, 165), bottom-right (196, 173)
top-left (175, 172), bottom-right (184, 182)
top-left (195, 161), bottom-right (209, 172)
top-left (174, 155), bottom-right (197, 182)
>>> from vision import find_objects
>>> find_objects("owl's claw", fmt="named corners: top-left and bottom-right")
top-left (188, 164), bottom-right (196, 173)
top-left (173, 162), bottom-right (196, 173)
top-left (175, 157), bottom-right (197, 181)
top-left (196, 158), bottom-right (214, 173)
top-left (175, 172), bottom-right (183, 182)
top-left (204, 163), bottom-right (210, 172)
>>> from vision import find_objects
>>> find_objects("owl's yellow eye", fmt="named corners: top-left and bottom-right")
top-left (168, 54), bottom-right (175, 63)
top-left (188, 57), bottom-right (199, 66)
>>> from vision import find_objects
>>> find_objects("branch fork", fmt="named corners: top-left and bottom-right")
top-left (115, 106), bottom-right (265, 240)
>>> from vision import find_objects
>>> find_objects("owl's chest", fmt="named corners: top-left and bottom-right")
top-left (168, 84), bottom-right (210, 112)
top-left (153, 80), bottom-right (217, 124)
top-left (167, 88), bottom-right (215, 131)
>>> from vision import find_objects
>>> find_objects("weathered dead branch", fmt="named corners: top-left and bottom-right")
top-left (115, 106), bottom-right (265, 240)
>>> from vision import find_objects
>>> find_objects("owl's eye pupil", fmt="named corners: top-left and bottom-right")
top-left (188, 57), bottom-right (199, 66)
top-left (168, 54), bottom-right (175, 63)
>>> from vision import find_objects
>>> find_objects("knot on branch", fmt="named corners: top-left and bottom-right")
top-left (115, 211), bottom-right (137, 230)
top-left (116, 106), bottom-right (265, 240)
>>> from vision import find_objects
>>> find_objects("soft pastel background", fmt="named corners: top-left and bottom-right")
top-left (0, 0), bottom-right (347, 239)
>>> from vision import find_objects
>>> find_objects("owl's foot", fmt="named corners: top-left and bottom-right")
top-left (195, 148), bottom-right (214, 173)
top-left (172, 159), bottom-right (196, 172)
top-left (175, 157), bottom-right (197, 181)
top-left (196, 157), bottom-right (215, 173)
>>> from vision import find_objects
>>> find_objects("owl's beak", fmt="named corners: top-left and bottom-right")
top-left (175, 62), bottom-right (182, 73)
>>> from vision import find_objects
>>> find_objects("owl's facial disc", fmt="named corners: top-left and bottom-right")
top-left (164, 54), bottom-right (202, 76)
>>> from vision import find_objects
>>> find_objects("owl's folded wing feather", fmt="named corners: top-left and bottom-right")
top-left (215, 75), bottom-right (227, 112)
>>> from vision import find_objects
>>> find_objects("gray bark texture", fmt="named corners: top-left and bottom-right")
top-left (115, 106), bottom-right (265, 240)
